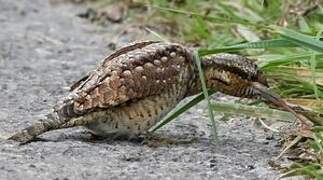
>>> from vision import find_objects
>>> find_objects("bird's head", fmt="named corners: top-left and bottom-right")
top-left (199, 54), bottom-right (311, 126)
top-left (201, 54), bottom-right (268, 98)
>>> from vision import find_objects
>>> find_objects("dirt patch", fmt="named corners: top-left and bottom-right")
top-left (0, 0), bottom-right (281, 179)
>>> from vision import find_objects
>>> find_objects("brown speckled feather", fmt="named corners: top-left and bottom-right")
top-left (11, 42), bottom-right (307, 144)
top-left (70, 41), bottom-right (193, 114)
top-left (9, 41), bottom-right (195, 143)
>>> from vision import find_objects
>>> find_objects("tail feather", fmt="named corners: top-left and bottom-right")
top-left (9, 103), bottom-right (79, 143)
top-left (8, 110), bottom-right (72, 143)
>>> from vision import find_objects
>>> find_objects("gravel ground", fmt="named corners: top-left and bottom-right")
top-left (0, 0), bottom-right (282, 179)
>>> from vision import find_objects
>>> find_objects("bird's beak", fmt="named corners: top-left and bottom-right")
top-left (251, 82), bottom-right (312, 127)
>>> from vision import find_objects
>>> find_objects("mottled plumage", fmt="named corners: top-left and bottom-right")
top-left (9, 41), bottom-right (309, 143)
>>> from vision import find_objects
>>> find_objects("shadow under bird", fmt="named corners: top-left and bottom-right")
top-left (9, 41), bottom-right (312, 143)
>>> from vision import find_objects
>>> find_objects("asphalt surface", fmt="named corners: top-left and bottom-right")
top-left (0, 0), bottom-right (281, 179)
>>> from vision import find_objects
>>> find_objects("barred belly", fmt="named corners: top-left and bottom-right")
top-left (63, 82), bottom-right (188, 137)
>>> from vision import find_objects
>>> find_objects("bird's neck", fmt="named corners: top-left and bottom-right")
top-left (185, 66), bottom-right (214, 97)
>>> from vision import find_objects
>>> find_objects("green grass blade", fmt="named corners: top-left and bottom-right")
top-left (149, 92), bottom-right (208, 132)
top-left (313, 133), bottom-right (323, 152)
top-left (193, 51), bottom-right (218, 142)
top-left (273, 26), bottom-right (323, 53)
top-left (152, 5), bottom-right (263, 28)
top-left (310, 53), bottom-right (319, 99)
top-left (149, 50), bottom-right (219, 133)
top-left (310, 31), bottom-right (323, 99)
top-left (198, 39), bottom-right (296, 56)
top-left (258, 53), bottom-right (323, 69)
top-left (211, 101), bottom-right (295, 122)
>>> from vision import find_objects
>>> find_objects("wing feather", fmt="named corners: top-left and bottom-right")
top-left (69, 41), bottom-right (193, 114)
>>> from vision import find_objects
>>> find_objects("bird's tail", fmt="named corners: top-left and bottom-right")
top-left (8, 113), bottom-right (66, 143)
top-left (8, 102), bottom-right (77, 143)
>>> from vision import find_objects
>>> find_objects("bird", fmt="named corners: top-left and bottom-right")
top-left (8, 41), bottom-right (312, 143)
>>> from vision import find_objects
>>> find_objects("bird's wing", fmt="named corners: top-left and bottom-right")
top-left (69, 41), bottom-right (159, 92)
top-left (69, 41), bottom-right (193, 113)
